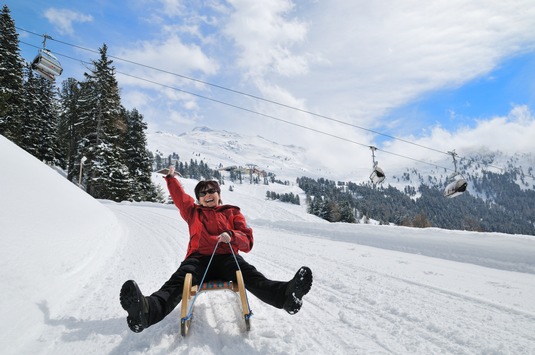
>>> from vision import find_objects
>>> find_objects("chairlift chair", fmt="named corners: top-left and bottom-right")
top-left (443, 150), bottom-right (468, 198)
top-left (444, 178), bottom-right (468, 198)
top-left (370, 166), bottom-right (385, 185)
top-left (369, 146), bottom-right (385, 185)
top-left (32, 49), bottom-right (63, 80)
top-left (31, 35), bottom-right (63, 81)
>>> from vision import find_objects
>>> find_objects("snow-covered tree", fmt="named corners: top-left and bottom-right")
top-left (18, 66), bottom-right (41, 157)
top-left (19, 65), bottom-right (59, 164)
top-left (0, 5), bottom-right (24, 141)
top-left (124, 108), bottom-right (159, 201)
top-left (78, 44), bottom-right (132, 200)
top-left (57, 77), bottom-right (83, 178)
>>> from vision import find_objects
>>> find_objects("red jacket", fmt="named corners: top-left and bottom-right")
top-left (165, 176), bottom-right (254, 259)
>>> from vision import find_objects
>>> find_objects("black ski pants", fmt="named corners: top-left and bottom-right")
top-left (146, 253), bottom-right (289, 327)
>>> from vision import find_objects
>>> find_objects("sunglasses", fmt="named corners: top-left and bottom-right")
top-left (199, 188), bottom-right (218, 197)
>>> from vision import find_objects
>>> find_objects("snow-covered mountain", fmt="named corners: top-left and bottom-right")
top-left (148, 127), bottom-right (335, 181)
top-left (148, 127), bottom-right (535, 195)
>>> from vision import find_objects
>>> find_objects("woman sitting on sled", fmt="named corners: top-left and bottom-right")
top-left (120, 166), bottom-right (313, 333)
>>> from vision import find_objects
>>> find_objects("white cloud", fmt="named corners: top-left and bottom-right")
top-left (121, 90), bottom-right (151, 110)
top-left (116, 35), bottom-right (218, 78)
top-left (222, 0), bottom-right (309, 78)
top-left (296, 1), bottom-right (535, 118)
top-left (158, 0), bottom-right (184, 17)
top-left (461, 105), bottom-right (535, 153)
top-left (379, 105), bottom-right (535, 173)
top-left (43, 8), bottom-right (93, 35)
top-left (113, 30), bottom-right (223, 131)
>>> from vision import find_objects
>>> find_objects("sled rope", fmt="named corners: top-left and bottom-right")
top-left (183, 241), bottom-right (253, 322)
top-left (183, 240), bottom-right (221, 322)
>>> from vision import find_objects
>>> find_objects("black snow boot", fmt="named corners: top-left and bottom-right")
top-left (283, 266), bottom-right (313, 315)
top-left (120, 280), bottom-right (149, 333)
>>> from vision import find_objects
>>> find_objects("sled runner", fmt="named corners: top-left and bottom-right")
top-left (180, 270), bottom-right (252, 336)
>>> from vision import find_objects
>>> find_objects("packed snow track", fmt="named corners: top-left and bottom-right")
top-left (26, 201), bottom-right (534, 355)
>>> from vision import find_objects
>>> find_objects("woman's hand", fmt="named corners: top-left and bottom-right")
top-left (218, 232), bottom-right (231, 243)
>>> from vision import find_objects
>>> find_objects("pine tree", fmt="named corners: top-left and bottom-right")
top-left (36, 76), bottom-right (60, 164)
top-left (340, 202), bottom-right (356, 223)
top-left (57, 78), bottom-right (83, 177)
top-left (18, 66), bottom-right (41, 157)
top-left (124, 108), bottom-right (158, 201)
top-left (327, 200), bottom-right (341, 222)
top-left (154, 154), bottom-right (163, 171)
top-left (78, 44), bottom-right (132, 200)
top-left (19, 65), bottom-right (59, 163)
top-left (0, 5), bottom-right (24, 141)
top-left (90, 141), bottom-right (131, 201)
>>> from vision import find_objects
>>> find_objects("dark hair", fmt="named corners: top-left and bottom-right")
top-left (194, 180), bottom-right (222, 202)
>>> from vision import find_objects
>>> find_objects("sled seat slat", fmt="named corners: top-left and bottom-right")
top-left (191, 280), bottom-right (239, 295)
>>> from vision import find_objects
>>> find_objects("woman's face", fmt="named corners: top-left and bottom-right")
top-left (198, 186), bottom-right (219, 207)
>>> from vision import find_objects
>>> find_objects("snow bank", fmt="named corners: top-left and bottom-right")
top-left (0, 135), bottom-right (121, 354)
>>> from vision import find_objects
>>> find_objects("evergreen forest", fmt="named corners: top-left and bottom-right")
top-left (297, 176), bottom-right (535, 235)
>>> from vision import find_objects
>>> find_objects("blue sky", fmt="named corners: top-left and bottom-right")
top-left (387, 52), bottom-right (535, 132)
top-left (6, 0), bottom-right (535, 174)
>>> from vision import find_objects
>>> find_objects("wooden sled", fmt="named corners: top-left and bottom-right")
top-left (180, 270), bottom-right (252, 336)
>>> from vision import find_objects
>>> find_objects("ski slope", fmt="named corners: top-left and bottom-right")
top-left (1, 134), bottom-right (535, 355)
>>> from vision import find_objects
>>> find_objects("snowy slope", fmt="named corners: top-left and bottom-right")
top-left (148, 128), bottom-right (336, 181)
top-left (0, 135), bottom-right (121, 354)
top-left (2, 134), bottom-right (535, 355)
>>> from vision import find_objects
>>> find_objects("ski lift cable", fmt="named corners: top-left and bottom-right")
top-left (16, 26), bottom-right (456, 158)
top-left (17, 27), bottom-right (508, 173)
top-left (18, 37), bottom-right (493, 174)
top-left (19, 38), bottom-right (458, 173)
top-left (114, 71), bottom-right (453, 172)
top-left (116, 72), bottom-right (371, 147)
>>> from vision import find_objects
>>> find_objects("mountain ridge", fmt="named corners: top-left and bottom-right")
top-left (148, 127), bottom-right (535, 193)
